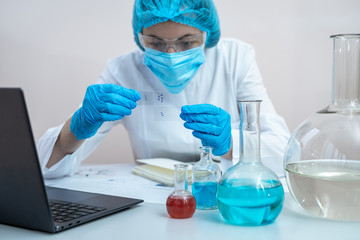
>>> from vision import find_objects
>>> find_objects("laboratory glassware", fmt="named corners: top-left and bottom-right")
top-left (284, 34), bottom-right (360, 221)
top-left (216, 100), bottom-right (284, 226)
top-left (166, 164), bottom-right (196, 219)
top-left (192, 146), bottom-right (221, 210)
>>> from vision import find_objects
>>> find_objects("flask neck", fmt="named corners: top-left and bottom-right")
top-left (199, 146), bottom-right (213, 163)
top-left (238, 101), bottom-right (261, 163)
top-left (174, 164), bottom-right (189, 192)
top-left (329, 34), bottom-right (360, 111)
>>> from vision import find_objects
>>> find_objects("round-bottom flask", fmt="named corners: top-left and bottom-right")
top-left (166, 164), bottom-right (196, 219)
top-left (284, 34), bottom-right (360, 221)
top-left (216, 100), bottom-right (284, 226)
top-left (192, 146), bottom-right (221, 210)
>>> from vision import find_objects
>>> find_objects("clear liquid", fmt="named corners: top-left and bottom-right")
top-left (286, 160), bottom-right (360, 221)
top-left (192, 182), bottom-right (218, 210)
top-left (216, 181), bottom-right (284, 225)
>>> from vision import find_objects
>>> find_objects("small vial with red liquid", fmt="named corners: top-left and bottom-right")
top-left (166, 164), bottom-right (196, 219)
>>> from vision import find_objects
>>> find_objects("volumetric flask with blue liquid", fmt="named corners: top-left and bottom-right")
top-left (216, 100), bottom-right (284, 226)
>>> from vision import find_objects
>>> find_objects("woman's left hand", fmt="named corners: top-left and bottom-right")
top-left (180, 104), bottom-right (231, 156)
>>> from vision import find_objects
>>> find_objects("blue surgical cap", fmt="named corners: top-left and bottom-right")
top-left (132, 0), bottom-right (221, 51)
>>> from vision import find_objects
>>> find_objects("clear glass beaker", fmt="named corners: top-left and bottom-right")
top-left (216, 100), bottom-right (284, 226)
top-left (284, 34), bottom-right (360, 221)
top-left (192, 146), bottom-right (221, 210)
top-left (166, 164), bottom-right (196, 219)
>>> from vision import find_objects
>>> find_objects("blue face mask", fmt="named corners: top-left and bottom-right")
top-left (143, 46), bottom-right (205, 94)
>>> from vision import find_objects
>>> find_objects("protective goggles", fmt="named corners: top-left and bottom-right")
top-left (139, 32), bottom-right (206, 53)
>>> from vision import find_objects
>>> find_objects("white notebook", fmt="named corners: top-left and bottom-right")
top-left (132, 158), bottom-right (192, 186)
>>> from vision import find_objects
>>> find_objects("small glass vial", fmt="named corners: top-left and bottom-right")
top-left (216, 100), bottom-right (284, 226)
top-left (166, 164), bottom-right (196, 219)
top-left (192, 146), bottom-right (221, 210)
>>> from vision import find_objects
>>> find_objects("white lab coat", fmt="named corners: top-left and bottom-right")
top-left (37, 38), bottom-right (290, 179)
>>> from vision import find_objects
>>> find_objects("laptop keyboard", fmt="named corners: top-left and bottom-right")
top-left (49, 201), bottom-right (107, 223)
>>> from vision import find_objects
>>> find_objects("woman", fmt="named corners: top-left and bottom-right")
top-left (37, 0), bottom-right (290, 178)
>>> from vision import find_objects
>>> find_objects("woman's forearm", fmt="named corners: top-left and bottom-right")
top-left (46, 117), bottom-right (85, 168)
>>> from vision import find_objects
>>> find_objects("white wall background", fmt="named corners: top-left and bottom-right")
top-left (1, 0), bottom-right (359, 164)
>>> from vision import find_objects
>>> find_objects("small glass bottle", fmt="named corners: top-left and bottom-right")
top-left (166, 164), bottom-right (196, 219)
top-left (216, 100), bottom-right (284, 226)
top-left (192, 146), bottom-right (221, 210)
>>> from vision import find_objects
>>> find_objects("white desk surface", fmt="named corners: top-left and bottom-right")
top-left (1, 164), bottom-right (359, 240)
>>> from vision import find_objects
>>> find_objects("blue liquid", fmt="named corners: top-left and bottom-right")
top-left (192, 182), bottom-right (218, 209)
top-left (216, 181), bottom-right (284, 225)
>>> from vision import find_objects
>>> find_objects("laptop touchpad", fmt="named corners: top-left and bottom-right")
top-left (46, 187), bottom-right (97, 202)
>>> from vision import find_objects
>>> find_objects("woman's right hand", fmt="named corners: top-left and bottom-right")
top-left (70, 84), bottom-right (141, 140)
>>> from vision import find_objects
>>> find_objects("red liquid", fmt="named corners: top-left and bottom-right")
top-left (166, 195), bottom-right (196, 219)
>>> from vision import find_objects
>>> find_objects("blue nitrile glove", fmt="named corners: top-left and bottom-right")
top-left (180, 104), bottom-right (232, 156)
top-left (70, 84), bottom-right (140, 140)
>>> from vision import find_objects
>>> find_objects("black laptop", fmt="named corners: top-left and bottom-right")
top-left (0, 88), bottom-right (143, 233)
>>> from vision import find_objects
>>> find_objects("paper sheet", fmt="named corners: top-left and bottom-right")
top-left (45, 164), bottom-right (173, 204)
